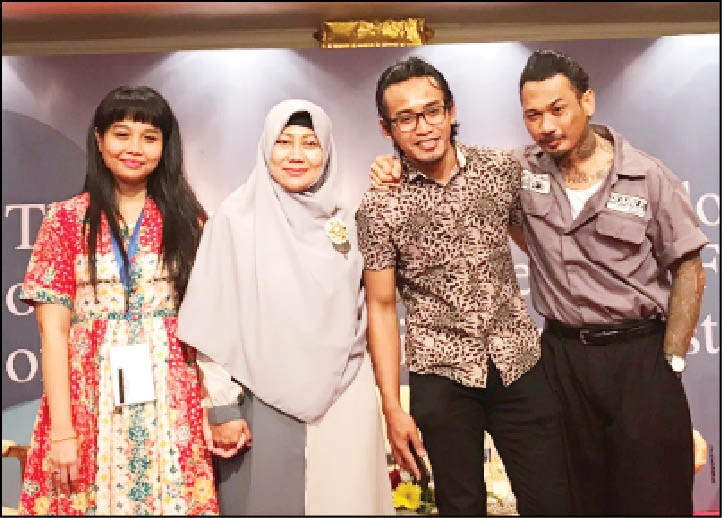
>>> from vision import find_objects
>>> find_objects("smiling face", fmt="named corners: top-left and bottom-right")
top-left (520, 73), bottom-right (595, 157)
top-left (95, 118), bottom-right (163, 188)
top-left (381, 76), bottom-right (457, 169)
top-left (268, 125), bottom-right (324, 193)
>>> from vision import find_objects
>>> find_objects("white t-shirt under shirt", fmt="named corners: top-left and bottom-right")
top-left (565, 179), bottom-right (604, 219)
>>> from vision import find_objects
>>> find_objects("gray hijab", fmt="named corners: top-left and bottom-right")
top-left (177, 99), bottom-right (366, 423)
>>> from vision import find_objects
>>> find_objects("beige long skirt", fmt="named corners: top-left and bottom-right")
top-left (306, 353), bottom-right (395, 515)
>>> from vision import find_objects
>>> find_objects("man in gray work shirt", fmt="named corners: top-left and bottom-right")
top-left (513, 50), bottom-right (707, 516)
top-left (371, 50), bottom-right (707, 516)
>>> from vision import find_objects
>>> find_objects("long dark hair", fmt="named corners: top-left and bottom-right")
top-left (83, 86), bottom-right (206, 306)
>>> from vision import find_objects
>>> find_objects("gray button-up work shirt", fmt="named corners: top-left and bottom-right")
top-left (511, 125), bottom-right (708, 326)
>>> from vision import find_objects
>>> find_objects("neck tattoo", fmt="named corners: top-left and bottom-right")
top-left (558, 129), bottom-right (617, 187)
top-left (575, 126), bottom-right (597, 160)
top-left (556, 126), bottom-right (596, 169)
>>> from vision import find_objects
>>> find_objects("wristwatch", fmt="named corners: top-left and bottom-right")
top-left (664, 353), bottom-right (686, 377)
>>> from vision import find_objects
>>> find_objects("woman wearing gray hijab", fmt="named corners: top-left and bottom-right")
top-left (177, 99), bottom-right (394, 515)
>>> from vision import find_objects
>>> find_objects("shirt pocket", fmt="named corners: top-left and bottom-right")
top-left (590, 211), bottom-right (650, 277)
top-left (520, 189), bottom-right (553, 218)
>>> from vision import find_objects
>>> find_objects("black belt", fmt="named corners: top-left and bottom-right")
top-left (545, 318), bottom-right (664, 345)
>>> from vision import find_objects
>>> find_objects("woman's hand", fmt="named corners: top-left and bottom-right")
top-left (209, 419), bottom-right (252, 458)
top-left (201, 407), bottom-right (214, 451)
top-left (49, 434), bottom-right (80, 494)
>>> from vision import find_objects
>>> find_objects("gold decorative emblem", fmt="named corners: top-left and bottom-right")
top-left (315, 18), bottom-right (434, 48)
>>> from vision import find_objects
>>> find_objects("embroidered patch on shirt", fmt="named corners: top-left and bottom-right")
top-left (521, 169), bottom-right (550, 194)
top-left (606, 192), bottom-right (648, 218)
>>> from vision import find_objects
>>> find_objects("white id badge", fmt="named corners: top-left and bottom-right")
top-left (109, 343), bottom-right (156, 406)
top-left (606, 192), bottom-right (648, 218)
top-left (522, 169), bottom-right (551, 194)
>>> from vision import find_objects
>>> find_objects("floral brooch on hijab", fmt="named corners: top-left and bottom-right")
top-left (325, 216), bottom-right (350, 254)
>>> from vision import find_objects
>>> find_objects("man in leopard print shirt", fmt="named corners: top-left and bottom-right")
top-left (356, 57), bottom-right (571, 516)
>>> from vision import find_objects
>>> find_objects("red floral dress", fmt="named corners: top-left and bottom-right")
top-left (19, 194), bottom-right (218, 515)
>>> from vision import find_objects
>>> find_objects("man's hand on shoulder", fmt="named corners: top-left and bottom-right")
top-left (370, 154), bottom-right (402, 191)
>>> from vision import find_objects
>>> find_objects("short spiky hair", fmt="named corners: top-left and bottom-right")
top-left (519, 50), bottom-right (590, 98)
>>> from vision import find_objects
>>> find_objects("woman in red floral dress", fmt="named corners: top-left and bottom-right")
top-left (18, 86), bottom-right (218, 515)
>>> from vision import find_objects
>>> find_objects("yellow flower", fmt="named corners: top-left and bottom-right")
top-left (71, 492), bottom-right (88, 512)
top-left (325, 217), bottom-right (349, 245)
top-left (193, 478), bottom-right (214, 504)
top-left (33, 496), bottom-right (51, 515)
top-left (392, 481), bottom-right (422, 510)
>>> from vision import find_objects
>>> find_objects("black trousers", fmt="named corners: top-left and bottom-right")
top-left (541, 322), bottom-right (694, 516)
top-left (409, 361), bottom-right (572, 516)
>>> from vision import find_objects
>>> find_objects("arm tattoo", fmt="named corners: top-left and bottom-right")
top-left (664, 252), bottom-right (706, 356)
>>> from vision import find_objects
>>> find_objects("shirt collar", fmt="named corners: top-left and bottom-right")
top-left (524, 124), bottom-right (648, 178)
top-left (403, 143), bottom-right (467, 183)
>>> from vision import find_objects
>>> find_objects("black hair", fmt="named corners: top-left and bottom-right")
top-left (83, 85), bottom-right (207, 307)
top-left (375, 56), bottom-right (459, 142)
top-left (286, 110), bottom-right (314, 130)
top-left (519, 50), bottom-right (590, 98)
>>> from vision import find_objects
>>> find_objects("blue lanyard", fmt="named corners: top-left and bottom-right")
top-left (110, 209), bottom-right (145, 318)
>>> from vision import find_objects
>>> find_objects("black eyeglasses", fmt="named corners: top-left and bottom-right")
top-left (389, 104), bottom-right (448, 132)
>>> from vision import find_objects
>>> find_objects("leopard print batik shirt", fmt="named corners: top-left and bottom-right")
top-left (356, 144), bottom-right (540, 388)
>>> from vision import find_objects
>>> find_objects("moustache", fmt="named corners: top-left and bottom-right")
top-left (539, 135), bottom-right (561, 144)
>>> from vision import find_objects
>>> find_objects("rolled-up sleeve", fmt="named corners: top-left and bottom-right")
top-left (651, 166), bottom-right (709, 270)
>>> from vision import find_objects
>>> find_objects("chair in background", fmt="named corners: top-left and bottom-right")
top-left (2, 439), bottom-right (28, 516)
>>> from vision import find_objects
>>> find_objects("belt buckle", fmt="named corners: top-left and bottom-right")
top-left (579, 329), bottom-right (593, 344)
